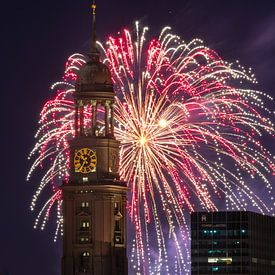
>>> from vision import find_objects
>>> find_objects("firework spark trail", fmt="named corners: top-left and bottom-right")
top-left (27, 23), bottom-right (274, 274)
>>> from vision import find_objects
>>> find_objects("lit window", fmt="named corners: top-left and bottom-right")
top-left (115, 235), bottom-right (122, 243)
top-left (80, 237), bottom-right (89, 243)
top-left (83, 251), bottom-right (90, 257)
top-left (114, 202), bottom-right (119, 210)
top-left (81, 221), bottom-right (90, 228)
top-left (81, 202), bottom-right (89, 208)
top-left (208, 257), bottom-right (232, 264)
top-left (252, 258), bottom-right (257, 263)
top-left (82, 177), bottom-right (88, 183)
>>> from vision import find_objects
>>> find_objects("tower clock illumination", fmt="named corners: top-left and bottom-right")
top-left (61, 1), bottom-right (128, 274)
top-left (74, 148), bottom-right (97, 173)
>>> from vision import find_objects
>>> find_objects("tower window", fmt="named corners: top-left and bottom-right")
top-left (114, 201), bottom-right (123, 244)
top-left (115, 220), bottom-right (120, 231)
top-left (82, 251), bottom-right (90, 257)
top-left (79, 251), bottom-right (90, 273)
top-left (82, 177), bottom-right (88, 183)
top-left (81, 202), bottom-right (89, 208)
top-left (80, 237), bottom-right (89, 243)
top-left (81, 221), bottom-right (90, 229)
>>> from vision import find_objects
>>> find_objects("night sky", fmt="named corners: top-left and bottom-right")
top-left (1, 1), bottom-right (275, 274)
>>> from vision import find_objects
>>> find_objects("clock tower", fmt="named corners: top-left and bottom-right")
top-left (61, 2), bottom-right (128, 274)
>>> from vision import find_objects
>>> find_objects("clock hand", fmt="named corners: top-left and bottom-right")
top-left (79, 157), bottom-right (88, 171)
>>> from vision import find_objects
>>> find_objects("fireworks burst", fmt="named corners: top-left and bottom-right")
top-left (27, 22), bottom-right (275, 274)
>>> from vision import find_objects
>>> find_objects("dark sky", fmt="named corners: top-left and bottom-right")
top-left (1, 1), bottom-right (275, 274)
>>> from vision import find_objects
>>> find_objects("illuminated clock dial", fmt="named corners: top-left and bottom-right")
top-left (74, 148), bottom-right (97, 174)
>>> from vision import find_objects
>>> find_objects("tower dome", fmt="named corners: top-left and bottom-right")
top-left (75, 1), bottom-right (113, 96)
top-left (75, 54), bottom-right (113, 92)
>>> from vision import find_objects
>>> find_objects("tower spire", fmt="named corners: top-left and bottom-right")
top-left (89, 0), bottom-right (99, 57)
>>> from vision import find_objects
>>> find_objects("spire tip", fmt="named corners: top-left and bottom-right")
top-left (89, 0), bottom-right (99, 59)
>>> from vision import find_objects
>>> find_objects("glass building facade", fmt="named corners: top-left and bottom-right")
top-left (191, 211), bottom-right (275, 274)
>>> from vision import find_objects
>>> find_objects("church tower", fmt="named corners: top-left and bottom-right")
top-left (61, 2), bottom-right (128, 274)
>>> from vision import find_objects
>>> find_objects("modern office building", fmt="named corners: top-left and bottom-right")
top-left (191, 211), bottom-right (275, 274)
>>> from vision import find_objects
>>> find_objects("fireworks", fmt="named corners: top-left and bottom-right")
top-left (27, 22), bottom-right (275, 274)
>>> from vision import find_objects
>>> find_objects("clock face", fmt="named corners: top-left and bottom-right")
top-left (74, 148), bottom-right (97, 174)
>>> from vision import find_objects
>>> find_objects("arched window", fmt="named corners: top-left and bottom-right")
top-left (79, 251), bottom-right (90, 273)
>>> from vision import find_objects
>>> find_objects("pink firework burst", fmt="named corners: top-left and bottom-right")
top-left (27, 23), bottom-right (275, 274)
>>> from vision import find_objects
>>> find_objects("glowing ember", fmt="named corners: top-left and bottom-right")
top-left (158, 119), bottom-right (168, 128)
top-left (138, 136), bottom-right (148, 146)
